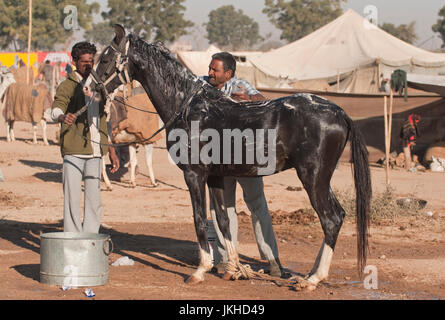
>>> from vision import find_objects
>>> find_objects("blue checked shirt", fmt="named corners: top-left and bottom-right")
top-left (200, 76), bottom-right (260, 97)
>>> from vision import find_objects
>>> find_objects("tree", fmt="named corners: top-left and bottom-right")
top-left (0, 0), bottom-right (99, 51)
top-left (380, 22), bottom-right (418, 44)
top-left (263, 0), bottom-right (345, 43)
top-left (205, 5), bottom-right (263, 51)
top-left (432, 5), bottom-right (445, 48)
top-left (84, 21), bottom-right (115, 47)
top-left (98, 0), bottom-right (193, 44)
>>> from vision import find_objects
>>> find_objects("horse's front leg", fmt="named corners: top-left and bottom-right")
top-left (207, 176), bottom-right (240, 280)
top-left (7, 120), bottom-right (15, 142)
top-left (40, 119), bottom-right (49, 145)
top-left (183, 168), bottom-right (212, 285)
top-left (6, 120), bottom-right (11, 142)
top-left (128, 144), bottom-right (138, 188)
top-left (32, 121), bottom-right (38, 144)
top-left (144, 144), bottom-right (157, 186)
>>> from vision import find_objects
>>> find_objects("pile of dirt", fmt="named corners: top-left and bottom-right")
top-left (270, 208), bottom-right (317, 226)
top-left (0, 190), bottom-right (33, 209)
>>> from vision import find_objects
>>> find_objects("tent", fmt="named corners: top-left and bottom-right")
top-left (247, 9), bottom-right (445, 93)
top-left (407, 74), bottom-right (445, 96)
top-left (176, 45), bottom-right (221, 77)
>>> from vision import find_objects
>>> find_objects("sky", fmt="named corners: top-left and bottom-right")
top-left (91, 0), bottom-right (445, 50)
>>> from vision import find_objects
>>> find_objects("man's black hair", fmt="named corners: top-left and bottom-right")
top-left (71, 41), bottom-right (97, 62)
top-left (212, 52), bottom-right (236, 78)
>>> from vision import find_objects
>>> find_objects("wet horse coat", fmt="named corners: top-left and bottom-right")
top-left (89, 25), bottom-right (371, 288)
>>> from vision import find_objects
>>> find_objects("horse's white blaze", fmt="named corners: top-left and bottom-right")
top-left (307, 242), bottom-right (333, 285)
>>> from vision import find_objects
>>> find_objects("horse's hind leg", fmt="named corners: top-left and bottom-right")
top-left (183, 169), bottom-right (212, 285)
top-left (207, 176), bottom-right (240, 280)
top-left (295, 159), bottom-right (345, 289)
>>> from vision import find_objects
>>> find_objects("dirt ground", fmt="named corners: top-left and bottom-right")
top-left (0, 121), bottom-right (444, 301)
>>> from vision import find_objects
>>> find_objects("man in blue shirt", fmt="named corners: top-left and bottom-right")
top-left (201, 52), bottom-right (283, 277)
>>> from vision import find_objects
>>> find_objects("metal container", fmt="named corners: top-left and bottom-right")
top-left (40, 232), bottom-right (113, 287)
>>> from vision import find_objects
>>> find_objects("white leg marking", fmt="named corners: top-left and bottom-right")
top-left (8, 120), bottom-right (15, 141)
top-left (144, 144), bottom-right (157, 186)
top-left (32, 122), bottom-right (38, 144)
top-left (307, 242), bottom-right (333, 285)
top-left (224, 239), bottom-right (239, 264)
top-left (191, 246), bottom-right (214, 281)
top-left (129, 144), bottom-right (138, 187)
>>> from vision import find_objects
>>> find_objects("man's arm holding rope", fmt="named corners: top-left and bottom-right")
top-left (52, 87), bottom-right (120, 173)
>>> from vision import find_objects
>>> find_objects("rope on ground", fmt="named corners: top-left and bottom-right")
top-left (225, 260), bottom-right (313, 290)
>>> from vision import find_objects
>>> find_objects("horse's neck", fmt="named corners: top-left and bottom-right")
top-left (133, 52), bottom-right (197, 125)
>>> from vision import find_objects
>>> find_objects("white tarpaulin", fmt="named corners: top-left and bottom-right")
top-left (407, 74), bottom-right (445, 96)
top-left (176, 45), bottom-right (221, 76)
top-left (248, 9), bottom-right (445, 82)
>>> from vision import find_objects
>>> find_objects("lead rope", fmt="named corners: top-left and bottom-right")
top-left (225, 260), bottom-right (316, 290)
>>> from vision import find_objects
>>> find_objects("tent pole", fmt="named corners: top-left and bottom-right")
top-left (388, 88), bottom-right (394, 152)
top-left (384, 94), bottom-right (390, 185)
top-left (26, 0), bottom-right (32, 85)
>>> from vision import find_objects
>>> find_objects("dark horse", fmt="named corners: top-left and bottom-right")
top-left (88, 25), bottom-right (371, 289)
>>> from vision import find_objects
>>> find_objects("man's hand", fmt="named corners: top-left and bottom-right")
top-left (83, 86), bottom-right (94, 98)
top-left (230, 85), bottom-right (265, 102)
top-left (109, 146), bottom-right (120, 173)
top-left (58, 113), bottom-right (77, 125)
top-left (230, 85), bottom-right (250, 101)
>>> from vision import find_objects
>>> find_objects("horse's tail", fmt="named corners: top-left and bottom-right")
top-left (346, 116), bottom-right (372, 278)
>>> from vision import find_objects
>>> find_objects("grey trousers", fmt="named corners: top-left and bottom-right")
top-left (209, 176), bottom-right (279, 264)
top-left (62, 155), bottom-right (102, 233)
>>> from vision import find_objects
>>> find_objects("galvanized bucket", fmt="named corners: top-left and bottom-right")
top-left (40, 232), bottom-right (113, 287)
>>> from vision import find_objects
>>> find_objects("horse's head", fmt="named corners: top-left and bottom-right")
top-left (86, 24), bottom-right (132, 100)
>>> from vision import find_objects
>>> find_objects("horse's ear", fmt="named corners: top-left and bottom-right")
top-left (113, 24), bottom-right (126, 46)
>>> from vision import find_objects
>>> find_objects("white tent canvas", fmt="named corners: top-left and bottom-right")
top-left (248, 9), bottom-right (445, 84)
top-left (176, 45), bottom-right (221, 76)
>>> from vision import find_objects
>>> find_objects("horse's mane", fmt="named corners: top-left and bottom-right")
top-left (127, 35), bottom-right (281, 118)
top-left (129, 35), bottom-right (233, 101)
